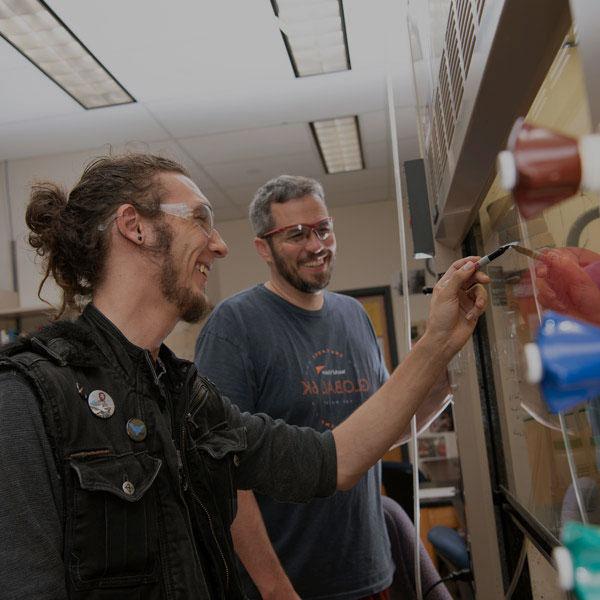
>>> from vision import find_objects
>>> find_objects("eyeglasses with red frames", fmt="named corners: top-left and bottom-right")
top-left (260, 217), bottom-right (334, 245)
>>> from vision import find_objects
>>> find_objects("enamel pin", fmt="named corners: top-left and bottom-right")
top-left (126, 418), bottom-right (147, 442)
top-left (88, 389), bottom-right (115, 419)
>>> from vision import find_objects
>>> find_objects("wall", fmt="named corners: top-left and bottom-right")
top-left (7, 149), bottom-right (96, 308)
top-left (0, 163), bottom-right (14, 294)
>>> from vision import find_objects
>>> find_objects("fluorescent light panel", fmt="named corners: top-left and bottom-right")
top-left (0, 0), bottom-right (134, 109)
top-left (271, 0), bottom-right (350, 77)
top-left (311, 116), bottom-right (364, 174)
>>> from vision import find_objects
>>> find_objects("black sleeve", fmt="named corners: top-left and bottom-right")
top-left (221, 396), bottom-right (338, 502)
top-left (0, 371), bottom-right (67, 600)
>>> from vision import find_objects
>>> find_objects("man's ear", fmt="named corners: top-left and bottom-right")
top-left (254, 237), bottom-right (273, 264)
top-left (115, 204), bottom-right (144, 245)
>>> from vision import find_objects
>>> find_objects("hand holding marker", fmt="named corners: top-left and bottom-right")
top-left (419, 243), bottom-right (539, 295)
top-left (474, 241), bottom-right (542, 270)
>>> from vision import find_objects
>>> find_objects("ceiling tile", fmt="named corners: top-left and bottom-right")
top-left (359, 108), bottom-right (419, 144)
top-left (322, 167), bottom-right (390, 194)
top-left (147, 70), bottom-right (387, 140)
top-left (326, 185), bottom-right (390, 207)
top-left (199, 187), bottom-right (233, 209)
top-left (202, 152), bottom-right (323, 188)
top-left (0, 45), bottom-right (77, 125)
top-left (397, 136), bottom-right (421, 163)
top-left (0, 103), bottom-right (167, 161)
top-left (224, 184), bottom-right (262, 208)
top-left (179, 124), bottom-right (314, 166)
top-left (0, 0), bottom-right (418, 198)
top-left (363, 140), bottom-right (389, 170)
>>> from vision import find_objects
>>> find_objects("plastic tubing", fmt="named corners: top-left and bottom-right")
top-left (387, 74), bottom-right (422, 600)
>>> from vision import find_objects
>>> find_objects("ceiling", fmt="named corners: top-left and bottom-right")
top-left (0, 0), bottom-right (419, 220)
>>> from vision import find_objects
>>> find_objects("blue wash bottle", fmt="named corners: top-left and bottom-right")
top-left (525, 311), bottom-right (600, 414)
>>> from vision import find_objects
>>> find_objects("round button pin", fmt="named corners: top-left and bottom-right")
top-left (122, 481), bottom-right (135, 496)
top-left (88, 390), bottom-right (115, 419)
top-left (126, 418), bottom-right (147, 442)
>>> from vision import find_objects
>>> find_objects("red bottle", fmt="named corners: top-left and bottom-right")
top-left (497, 119), bottom-right (600, 218)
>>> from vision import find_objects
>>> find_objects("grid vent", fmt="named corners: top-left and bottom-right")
top-left (438, 50), bottom-right (455, 144)
top-left (457, 0), bottom-right (477, 75)
top-left (445, 4), bottom-right (464, 113)
top-left (425, 0), bottom-right (485, 198)
top-left (477, 0), bottom-right (485, 21)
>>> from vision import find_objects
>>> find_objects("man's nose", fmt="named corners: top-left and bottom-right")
top-left (209, 228), bottom-right (228, 258)
top-left (305, 230), bottom-right (325, 253)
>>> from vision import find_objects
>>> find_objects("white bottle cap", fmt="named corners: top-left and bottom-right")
top-left (524, 343), bottom-right (543, 384)
top-left (579, 134), bottom-right (600, 192)
top-left (497, 151), bottom-right (518, 190)
top-left (553, 546), bottom-right (574, 590)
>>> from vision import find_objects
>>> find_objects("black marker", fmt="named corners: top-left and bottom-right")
top-left (474, 242), bottom-right (519, 269)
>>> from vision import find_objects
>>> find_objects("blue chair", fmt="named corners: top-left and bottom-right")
top-left (427, 526), bottom-right (470, 571)
top-left (427, 526), bottom-right (473, 599)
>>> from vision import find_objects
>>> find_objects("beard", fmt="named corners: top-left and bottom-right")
top-left (271, 244), bottom-right (334, 293)
top-left (153, 222), bottom-right (212, 323)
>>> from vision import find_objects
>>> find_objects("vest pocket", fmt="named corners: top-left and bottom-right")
top-left (67, 451), bottom-right (162, 590)
top-left (188, 426), bottom-right (247, 525)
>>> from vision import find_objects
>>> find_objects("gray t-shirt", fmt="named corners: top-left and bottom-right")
top-left (195, 285), bottom-right (394, 600)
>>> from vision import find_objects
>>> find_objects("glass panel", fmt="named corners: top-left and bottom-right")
top-left (477, 37), bottom-right (600, 537)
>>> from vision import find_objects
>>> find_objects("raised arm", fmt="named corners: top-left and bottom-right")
top-left (333, 257), bottom-right (489, 490)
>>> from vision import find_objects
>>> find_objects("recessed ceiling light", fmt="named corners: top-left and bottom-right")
top-left (0, 0), bottom-right (134, 109)
top-left (310, 116), bottom-right (364, 174)
top-left (270, 0), bottom-right (351, 77)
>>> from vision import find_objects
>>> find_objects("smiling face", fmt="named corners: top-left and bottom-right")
top-left (154, 172), bottom-right (228, 322)
top-left (264, 195), bottom-right (336, 294)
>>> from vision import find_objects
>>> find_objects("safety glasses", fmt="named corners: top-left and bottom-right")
top-left (261, 217), bottom-right (334, 245)
top-left (159, 202), bottom-right (214, 236)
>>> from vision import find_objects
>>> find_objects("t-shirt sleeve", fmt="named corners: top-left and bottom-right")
top-left (0, 370), bottom-right (67, 600)
top-left (194, 311), bottom-right (258, 413)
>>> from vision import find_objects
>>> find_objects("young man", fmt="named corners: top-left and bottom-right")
top-left (0, 156), bottom-right (488, 600)
top-left (195, 175), bottom-right (456, 600)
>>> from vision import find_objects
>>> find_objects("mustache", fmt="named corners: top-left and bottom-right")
top-left (299, 253), bottom-right (331, 265)
top-left (304, 248), bottom-right (331, 260)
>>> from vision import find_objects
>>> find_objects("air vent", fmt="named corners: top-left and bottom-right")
top-left (457, 0), bottom-right (476, 74)
top-left (425, 0), bottom-right (485, 197)
top-left (438, 50), bottom-right (455, 145)
top-left (477, 0), bottom-right (485, 21)
top-left (446, 4), bottom-right (464, 112)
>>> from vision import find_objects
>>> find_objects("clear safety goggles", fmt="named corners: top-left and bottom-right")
top-left (261, 217), bottom-right (334, 245)
top-left (159, 202), bottom-right (214, 236)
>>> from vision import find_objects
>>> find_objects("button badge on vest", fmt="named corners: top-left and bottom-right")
top-left (88, 389), bottom-right (115, 419)
top-left (126, 418), bottom-right (147, 442)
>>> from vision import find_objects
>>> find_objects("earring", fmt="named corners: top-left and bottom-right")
top-left (137, 235), bottom-right (143, 243)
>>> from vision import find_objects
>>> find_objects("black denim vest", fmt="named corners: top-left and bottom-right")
top-left (0, 306), bottom-right (248, 599)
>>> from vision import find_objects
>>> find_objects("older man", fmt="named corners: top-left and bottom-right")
top-left (196, 175), bottom-right (457, 600)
